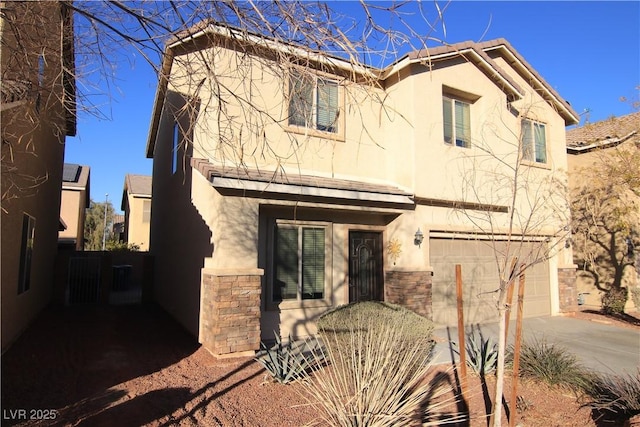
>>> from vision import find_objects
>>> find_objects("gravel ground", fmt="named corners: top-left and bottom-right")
top-left (2, 303), bottom-right (638, 426)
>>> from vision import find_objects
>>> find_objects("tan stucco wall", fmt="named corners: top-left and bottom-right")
top-left (1, 1), bottom-right (70, 351)
top-left (568, 138), bottom-right (639, 311)
top-left (168, 44), bottom-right (570, 236)
top-left (125, 194), bottom-right (151, 250)
top-left (59, 189), bottom-right (86, 250)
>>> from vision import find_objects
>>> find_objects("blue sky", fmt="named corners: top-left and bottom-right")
top-left (63, 1), bottom-right (640, 214)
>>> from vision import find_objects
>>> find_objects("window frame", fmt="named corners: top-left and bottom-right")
top-left (442, 95), bottom-right (472, 148)
top-left (521, 118), bottom-right (548, 166)
top-left (286, 69), bottom-right (344, 140)
top-left (18, 213), bottom-right (36, 295)
top-left (142, 199), bottom-right (151, 223)
top-left (268, 220), bottom-right (332, 310)
top-left (171, 122), bottom-right (179, 175)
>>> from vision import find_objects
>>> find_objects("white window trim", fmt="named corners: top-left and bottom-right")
top-left (267, 219), bottom-right (333, 311)
top-left (521, 118), bottom-right (550, 168)
top-left (18, 213), bottom-right (36, 295)
top-left (171, 122), bottom-right (179, 175)
top-left (443, 95), bottom-right (472, 148)
top-left (286, 69), bottom-right (345, 141)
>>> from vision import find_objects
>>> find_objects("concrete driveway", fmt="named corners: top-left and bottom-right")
top-left (432, 315), bottom-right (640, 375)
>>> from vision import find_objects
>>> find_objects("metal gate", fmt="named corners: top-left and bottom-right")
top-left (64, 255), bottom-right (144, 305)
top-left (67, 256), bottom-right (102, 304)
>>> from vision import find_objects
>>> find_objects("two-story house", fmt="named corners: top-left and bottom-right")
top-left (1, 1), bottom-right (76, 351)
top-left (146, 24), bottom-right (579, 356)
top-left (121, 174), bottom-right (152, 251)
top-left (59, 163), bottom-right (91, 251)
top-left (567, 111), bottom-right (640, 310)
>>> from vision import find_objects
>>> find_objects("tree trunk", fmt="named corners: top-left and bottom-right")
top-left (492, 285), bottom-right (509, 427)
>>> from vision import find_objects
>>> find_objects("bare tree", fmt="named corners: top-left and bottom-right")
top-left (455, 103), bottom-right (572, 426)
top-left (571, 143), bottom-right (640, 314)
top-left (2, 0), bottom-right (451, 210)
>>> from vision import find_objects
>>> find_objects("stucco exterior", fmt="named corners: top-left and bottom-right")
top-left (121, 174), bottom-right (152, 250)
top-left (567, 112), bottom-right (640, 311)
top-left (59, 164), bottom-right (90, 250)
top-left (147, 25), bottom-right (579, 355)
top-left (1, 1), bottom-right (75, 352)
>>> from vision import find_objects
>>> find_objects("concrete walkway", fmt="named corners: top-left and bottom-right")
top-left (432, 315), bottom-right (640, 375)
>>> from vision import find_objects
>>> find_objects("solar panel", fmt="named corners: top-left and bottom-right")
top-left (62, 163), bottom-right (81, 182)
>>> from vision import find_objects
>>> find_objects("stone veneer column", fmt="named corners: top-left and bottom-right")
top-left (558, 266), bottom-right (578, 312)
top-left (200, 268), bottom-right (263, 356)
top-left (384, 269), bottom-right (433, 319)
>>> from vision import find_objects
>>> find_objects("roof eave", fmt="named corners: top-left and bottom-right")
top-left (483, 43), bottom-right (580, 126)
top-left (381, 46), bottom-right (524, 101)
top-left (145, 49), bottom-right (175, 159)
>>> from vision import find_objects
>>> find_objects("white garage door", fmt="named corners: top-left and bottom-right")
top-left (429, 237), bottom-right (551, 327)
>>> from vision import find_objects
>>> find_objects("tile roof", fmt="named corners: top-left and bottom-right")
top-left (566, 111), bottom-right (640, 149)
top-left (124, 174), bottom-right (152, 196)
top-left (405, 40), bottom-right (523, 101)
top-left (191, 158), bottom-right (412, 196)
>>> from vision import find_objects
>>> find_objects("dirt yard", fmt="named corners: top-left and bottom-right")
top-left (2, 304), bottom-right (638, 426)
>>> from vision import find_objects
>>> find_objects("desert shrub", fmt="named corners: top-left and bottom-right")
top-left (601, 286), bottom-right (628, 314)
top-left (510, 338), bottom-right (591, 391)
top-left (453, 325), bottom-right (498, 375)
top-left (316, 301), bottom-right (435, 358)
top-left (255, 333), bottom-right (323, 384)
top-left (300, 317), bottom-right (464, 426)
top-left (583, 370), bottom-right (640, 423)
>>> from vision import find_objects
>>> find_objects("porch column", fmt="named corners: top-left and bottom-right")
top-left (200, 268), bottom-right (263, 357)
top-left (385, 268), bottom-right (433, 319)
top-left (558, 265), bottom-right (578, 312)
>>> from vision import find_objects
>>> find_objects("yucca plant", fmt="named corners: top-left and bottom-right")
top-left (300, 310), bottom-right (465, 426)
top-left (255, 333), bottom-right (323, 384)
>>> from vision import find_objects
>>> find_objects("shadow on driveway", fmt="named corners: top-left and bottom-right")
top-left (432, 314), bottom-right (640, 375)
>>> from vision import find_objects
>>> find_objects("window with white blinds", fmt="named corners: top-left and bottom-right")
top-left (443, 96), bottom-right (471, 148)
top-left (288, 70), bottom-right (339, 133)
top-left (273, 224), bottom-right (326, 302)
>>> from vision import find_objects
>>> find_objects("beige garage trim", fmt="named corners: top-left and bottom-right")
top-left (429, 237), bottom-right (550, 327)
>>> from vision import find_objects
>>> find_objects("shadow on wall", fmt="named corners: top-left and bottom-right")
top-left (152, 91), bottom-right (213, 337)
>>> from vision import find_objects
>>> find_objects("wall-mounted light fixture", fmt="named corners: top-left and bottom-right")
top-left (414, 228), bottom-right (424, 248)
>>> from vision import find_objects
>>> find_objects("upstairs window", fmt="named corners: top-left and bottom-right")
top-left (171, 122), bottom-right (179, 174)
top-left (522, 119), bottom-right (547, 164)
top-left (288, 70), bottom-right (339, 133)
top-left (273, 223), bottom-right (326, 302)
top-left (142, 200), bottom-right (151, 223)
top-left (18, 214), bottom-right (36, 294)
top-left (443, 96), bottom-right (471, 148)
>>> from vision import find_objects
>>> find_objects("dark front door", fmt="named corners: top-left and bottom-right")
top-left (349, 231), bottom-right (383, 303)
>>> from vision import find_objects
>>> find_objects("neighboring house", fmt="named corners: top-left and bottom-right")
top-left (112, 214), bottom-right (126, 243)
top-left (146, 24), bottom-right (579, 356)
top-left (121, 174), bottom-right (152, 250)
top-left (1, 1), bottom-right (76, 351)
top-left (59, 163), bottom-right (90, 251)
top-left (567, 111), bottom-right (640, 309)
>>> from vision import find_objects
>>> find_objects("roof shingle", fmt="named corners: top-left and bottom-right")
top-left (566, 111), bottom-right (640, 148)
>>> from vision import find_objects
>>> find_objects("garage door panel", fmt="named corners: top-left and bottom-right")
top-left (430, 237), bottom-right (550, 327)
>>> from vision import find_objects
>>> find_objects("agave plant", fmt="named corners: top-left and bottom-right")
top-left (453, 325), bottom-right (498, 375)
top-left (255, 332), bottom-right (323, 384)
